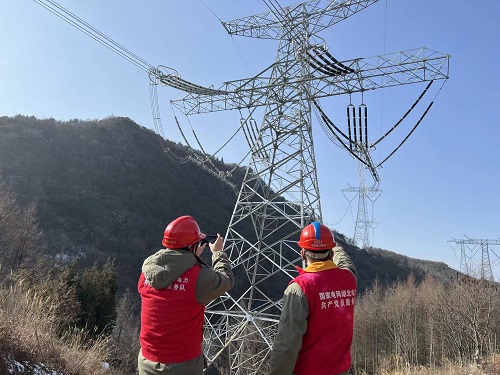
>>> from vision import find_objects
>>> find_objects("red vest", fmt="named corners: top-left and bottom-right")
top-left (292, 267), bottom-right (356, 375)
top-left (138, 264), bottom-right (205, 363)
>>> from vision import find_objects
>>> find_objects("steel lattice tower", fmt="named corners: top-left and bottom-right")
top-left (449, 236), bottom-right (500, 281)
top-left (343, 161), bottom-right (381, 249)
top-left (28, 0), bottom-right (449, 372)
top-left (170, 1), bottom-right (449, 373)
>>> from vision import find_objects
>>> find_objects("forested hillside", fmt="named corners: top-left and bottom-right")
top-left (0, 115), bottom-right (457, 294)
top-left (0, 115), bottom-right (241, 293)
top-left (2, 115), bottom-right (498, 375)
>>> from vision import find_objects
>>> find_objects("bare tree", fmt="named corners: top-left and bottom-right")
top-left (12, 202), bottom-right (43, 270)
top-left (0, 176), bottom-right (20, 279)
top-left (353, 278), bottom-right (386, 374)
top-left (436, 274), bottom-right (499, 366)
top-left (0, 172), bottom-right (44, 279)
top-left (111, 290), bottom-right (140, 373)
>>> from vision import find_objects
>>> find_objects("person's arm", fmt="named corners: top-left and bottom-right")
top-left (333, 246), bottom-right (357, 279)
top-left (196, 234), bottom-right (235, 305)
top-left (270, 282), bottom-right (308, 375)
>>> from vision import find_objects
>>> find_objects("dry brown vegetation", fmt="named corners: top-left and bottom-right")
top-left (353, 275), bottom-right (500, 375)
top-left (0, 173), bottom-right (140, 374)
top-left (0, 282), bottom-right (120, 375)
top-left (1, 148), bottom-right (499, 374)
top-left (368, 354), bottom-right (500, 375)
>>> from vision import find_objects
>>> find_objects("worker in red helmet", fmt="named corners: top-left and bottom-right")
top-left (137, 215), bottom-right (234, 375)
top-left (270, 221), bottom-right (357, 375)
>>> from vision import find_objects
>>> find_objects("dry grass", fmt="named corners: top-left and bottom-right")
top-left (0, 284), bottom-right (121, 375)
top-left (483, 354), bottom-right (500, 375)
top-left (365, 355), bottom-right (500, 375)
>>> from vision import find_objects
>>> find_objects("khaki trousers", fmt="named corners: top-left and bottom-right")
top-left (137, 350), bottom-right (204, 375)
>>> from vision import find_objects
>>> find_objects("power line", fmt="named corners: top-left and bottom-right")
top-left (33, 0), bottom-right (153, 72)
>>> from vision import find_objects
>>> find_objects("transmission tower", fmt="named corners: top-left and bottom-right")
top-left (343, 160), bottom-right (381, 249)
top-left (28, 0), bottom-right (448, 373)
top-left (169, 1), bottom-right (449, 373)
top-left (449, 236), bottom-right (500, 281)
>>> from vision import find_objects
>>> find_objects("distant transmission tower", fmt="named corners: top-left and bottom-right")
top-left (343, 160), bottom-right (381, 249)
top-left (170, 1), bottom-right (449, 373)
top-left (449, 236), bottom-right (500, 281)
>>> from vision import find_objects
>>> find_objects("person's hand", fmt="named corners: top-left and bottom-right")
top-left (209, 233), bottom-right (223, 253)
top-left (195, 242), bottom-right (207, 256)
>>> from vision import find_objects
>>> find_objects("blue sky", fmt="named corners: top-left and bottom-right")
top-left (1, 0), bottom-right (499, 278)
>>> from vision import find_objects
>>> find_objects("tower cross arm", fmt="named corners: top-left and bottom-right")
top-left (311, 0), bottom-right (380, 34)
top-left (449, 238), bottom-right (500, 246)
top-left (222, 0), bottom-right (380, 39)
top-left (311, 47), bottom-right (450, 96)
top-left (222, 11), bottom-right (282, 40)
top-left (171, 48), bottom-right (449, 116)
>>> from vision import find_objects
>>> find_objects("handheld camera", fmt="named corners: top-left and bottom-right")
top-left (200, 234), bottom-right (217, 245)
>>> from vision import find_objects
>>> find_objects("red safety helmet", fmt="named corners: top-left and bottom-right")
top-left (298, 221), bottom-right (336, 250)
top-left (162, 215), bottom-right (206, 249)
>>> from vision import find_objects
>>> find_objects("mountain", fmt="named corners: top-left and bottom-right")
top-left (0, 115), bottom-right (457, 294)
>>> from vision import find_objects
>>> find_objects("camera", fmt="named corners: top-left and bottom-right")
top-left (200, 234), bottom-right (217, 245)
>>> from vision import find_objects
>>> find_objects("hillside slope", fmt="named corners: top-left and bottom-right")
top-left (0, 115), bottom-right (457, 293)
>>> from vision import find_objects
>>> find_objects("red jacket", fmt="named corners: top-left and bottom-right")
top-left (292, 266), bottom-right (356, 375)
top-left (138, 264), bottom-right (205, 363)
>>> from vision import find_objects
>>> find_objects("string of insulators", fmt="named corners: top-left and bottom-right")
top-left (241, 118), bottom-right (253, 150)
top-left (361, 104), bottom-right (368, 148)
top-left (347, 103), bottom-right (369, 150)
top-left (306, 45), bottom-right (355, 78)
top-left (347, 106), bottom-right (353, 149)
top-left (159, 74), bottom-right (227, 96)
top-left (250, 118), bottom-right (268, 160)
top-left (358, 105), bottom-right (363, 145)
top-left (241, 117), bottom-right (268, 160)
top-left (312, 46), bottom-right (355, 75)
top-left (351, 104), bottom-right (357, 144)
